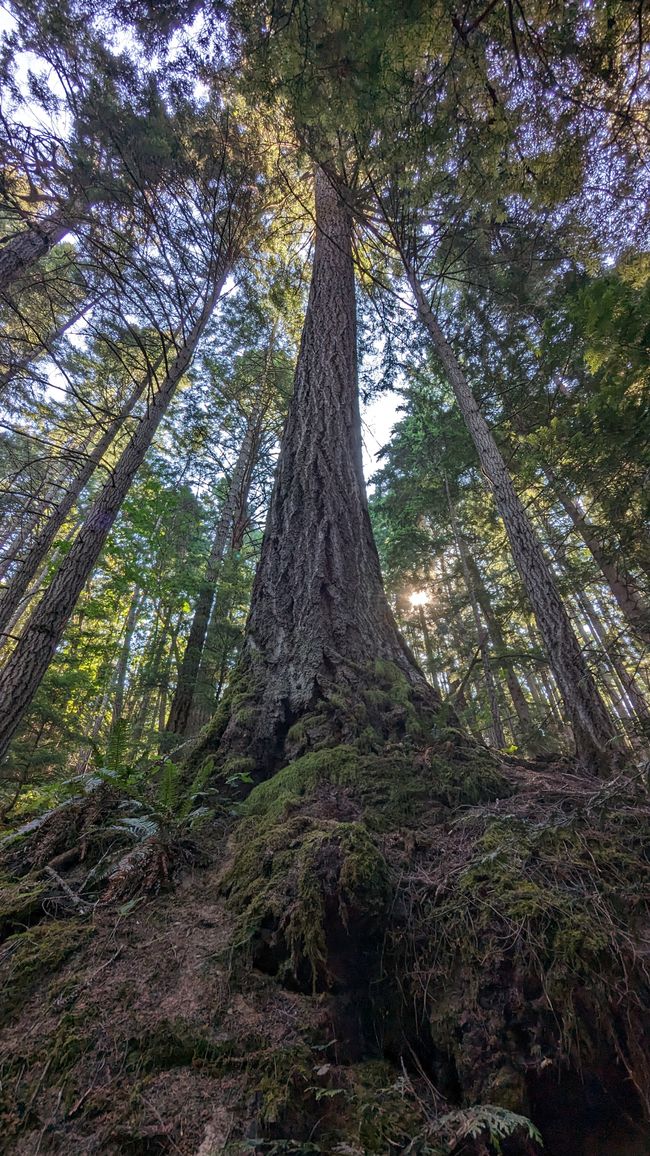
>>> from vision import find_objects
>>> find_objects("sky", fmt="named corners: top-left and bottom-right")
top-left (361, 392), bottom-right (401, 484)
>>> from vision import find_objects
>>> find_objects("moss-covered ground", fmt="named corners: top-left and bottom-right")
top-left (0, 671), bottom-right (649, 1154)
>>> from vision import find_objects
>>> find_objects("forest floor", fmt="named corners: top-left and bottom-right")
top-left (1, 742), bottom-right (650, 1156)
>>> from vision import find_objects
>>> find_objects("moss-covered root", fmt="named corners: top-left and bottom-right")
top-left (224, 816), bottom-right (391, 990)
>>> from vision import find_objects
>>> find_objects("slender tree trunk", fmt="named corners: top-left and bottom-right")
top-left (188, 474), bottom-right (255, 736)
top-left (416, 604), bottom-right (442, 695)
top-left (131, 603), bottom-right (172, 745)
top-left (0, 367), bottom-right (157, 641)
top-left (208, 169), bottom-right (437, 771)
top-left (405, 266), bottom-right (618, 773)
top-left (0, 525), bottom-right (78, 649)
top-left (112, 588), bottom-right (141, 725)
top-left (461, 550), bottom-right (538, 744)
top-left (0, 293), bottom-right (95, 396)
top-left (0, 271), bottom-right (227, 765)
top-left (166, 417), bottom-right (260, 737)
top-left (577, 588), bottom-right (650, 724)
top-left (75, 680), bottom-right (113, 774)
top-left (0, 212), bottom-right (71, 293)
top-left (444, 480), bottom-right (505, 747)
top-left (569, 597), bottom-right (631, 726)
top-left (547, 475), bottom-right (650, 646)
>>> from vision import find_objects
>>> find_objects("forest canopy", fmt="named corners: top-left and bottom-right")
top-left (0, 1), bottom-right (649, 1154)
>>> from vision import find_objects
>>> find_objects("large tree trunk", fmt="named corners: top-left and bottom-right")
top-left (166, 416), bottom-right (260, 737)
top-left (0, 212), bottom-right (71, 293)
top-left (406, 267), bottom-right (618, 774)
top-left (204, 169), bottom-right (437, 771)
top-left (0, 271), bottom-right (226, 766)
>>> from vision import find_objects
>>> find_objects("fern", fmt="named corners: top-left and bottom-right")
top-left (104, 719), bottom-right (131, 779)
top-left (434, 1105), bottom-right (543, 1153)
top-left (178, 760), bottom-right (213, 819)
top-left (109, 816), bottom-right (159, 840)
top-left (158, 759), bottom-right (181, 812)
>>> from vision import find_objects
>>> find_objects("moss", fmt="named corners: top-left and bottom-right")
top-left (240, 746), bottom-right (360, 823)
top-left (129, 1020), bottom-right (260, 1072)
top-left (254, 1044), bottom-right (314, 1126)
top-left (426, 747), bottom-right (512, 808)
top-left (340, 1060), bottom-right (428, 1154)
top-left (0, 919), bottom-right (94, 1024)
top-left (397, 806), bottom-right (650, 1081)
top-left (240, 741), bottom-right (509, 835)
top-left (222, 756), bottom-right (256, 781)
top-left (224, 812), bottom-right (392, 989)
top-left (0, 872), bottom-right (46, 936)
top-left (453, 818), bottom-right (617, 978)
top-left (49, 1011), bottom-right (94, 1074)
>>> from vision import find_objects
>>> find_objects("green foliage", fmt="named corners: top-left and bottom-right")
top-left (432, 1105), bottom-right (543, 1153)
top-left (102, 718), bottom-right (132, 780)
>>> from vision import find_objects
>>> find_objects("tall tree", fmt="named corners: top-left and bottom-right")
top-left (193, 166), bottom-right (439, 772)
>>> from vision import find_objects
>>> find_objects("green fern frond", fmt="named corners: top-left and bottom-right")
top-left (109, 816), bottom-right (160, 840)
top-left (434, 1105), bottom-right (543, 1153)
top-left (158, 759), bottom-right (180, 813)
top-left (102, 719), bottom-right (131, 779)
top-left (178, 760), bottom-right (213, 819)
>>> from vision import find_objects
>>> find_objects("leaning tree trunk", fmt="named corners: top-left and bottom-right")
top-left (199, 169), bottom-right (437, 772)
top-left (549, 478), bottom-right (650, 647)
top-left (166, 415), bottom-right (261, 738)
top-left (0, 211), bottom-right (71, 293)
top-left (0, 292), bottom-right (95, 396)
top-left (0, 364), bottom-right (157, 642)
top-left (0, 271), bottom-right (227, 765)
top-left (406, 267), bottom-right (618, 775)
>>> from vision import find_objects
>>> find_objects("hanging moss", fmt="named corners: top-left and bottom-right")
top-left (393, 802), bottom-right (650, 1107)
top-left (224, 811), bottom-right (392, 989)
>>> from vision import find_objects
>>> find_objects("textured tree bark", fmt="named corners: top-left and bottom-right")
top-left (211, 169), bottom-right (438, 769)
top-left (406, 267), bottom-right (619, 774)
top-left (0, 271), bottom-right (227, 765)
top-left (0, 213), bottom-right (71, 293)
top-left (0, 366), bottom-right (155, 642)
top-left (166, 417), bottom-right (260, 737)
